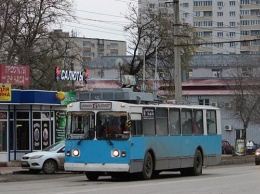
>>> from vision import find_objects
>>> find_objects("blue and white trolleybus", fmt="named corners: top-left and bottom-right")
top-left (64, 88), bottom-right (222, 180)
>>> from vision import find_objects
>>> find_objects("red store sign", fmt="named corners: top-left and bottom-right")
top-left (0, 64), bottom-right (30, 86)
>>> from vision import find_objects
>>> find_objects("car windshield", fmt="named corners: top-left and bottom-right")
top-left (43, 141), bottom-right (65, 152)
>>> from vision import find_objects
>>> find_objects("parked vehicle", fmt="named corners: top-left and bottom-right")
top-left (21, 141), bottom-right (65, 174)
top-left (222, 140), bottom-right (234, 154)
top-left (255, 148), bottom-right (260, 165)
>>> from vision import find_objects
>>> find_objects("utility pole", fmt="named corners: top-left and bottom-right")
top-left (173, 0), bottom-right (183, 104)
top-left (71, 63), bottom-right (75, 91)
top-left (142, 38), bottom-right (146, 92)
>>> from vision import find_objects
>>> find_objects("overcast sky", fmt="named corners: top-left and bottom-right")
top-left (60, 0), bottom-right (137, 42)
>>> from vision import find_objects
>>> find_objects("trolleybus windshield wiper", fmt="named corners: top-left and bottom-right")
top-left (105, 135), bottom-right (113, 146)
top-left (77, 130), bottom-right (91, 145)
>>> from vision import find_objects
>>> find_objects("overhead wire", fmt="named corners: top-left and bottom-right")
top-left (63, 0), bottom-right (260, 47)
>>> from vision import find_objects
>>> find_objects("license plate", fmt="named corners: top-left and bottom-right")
top-left (21, 161), bottom-right (28, 165)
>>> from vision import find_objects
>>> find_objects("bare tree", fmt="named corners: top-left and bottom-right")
top-left (0, 0), bottom-right (80, 90)
top-left (123, 3), bottom-right (198, 95)
top-left (224, 55), bottom-right (260, 155)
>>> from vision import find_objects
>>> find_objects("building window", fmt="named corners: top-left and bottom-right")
top-left (199, 99), bottom-right (209, 105)
top-left (230, 42), bottom-right (236, 47)
top-left (230, 22), bottom-right (236, 26)
top-left (229, 1), bottom-right (236, 6)
top-left (110, 43), bottom-right (118, 50)
top-left (241, 30), bottom-right (250, 36)
top-left (183, 12), bottom-right (189, 19)
top-left (194, 1), bottom-right (212, 6)
top-left (98, 70), bottom-right (104, 78)
top-left (229, 11), bottom-right (236, 16)
top-left (15, 112), bottom-right (30, 151)
top-left (188, 70), bottom-right (193, 78)
top-left (83, 50), bottom-right (92, 57)
top-left (241, 0), bottom-right (250, 5)
top-left (215, 43), bottom-right (223, 47)
top-left (217, 32), bottom-right (223, 37)
top-left (217, 22), bottom-right (224, 27)
top-left (0, 112), bottom-right (7, 152)
top-left (217, 1), bottom-right (224, 7)
top-left (217, 12), bottom-right (223, 16)
top-left (212, 69), bottom-right (221, 77)
top-left (229, 32), bottom-right (236, 37)
top-left (242, 67), bottom-right (252, 77)
top-left (183, 3), bottom-right (189, 7)
top-left (83, 41), bottom-right (91, 47)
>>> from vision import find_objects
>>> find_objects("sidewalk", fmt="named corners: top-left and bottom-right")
top-left (0, 161), bottom-right (26, 175)
top-left (0, 155), bottom-right (255, 175)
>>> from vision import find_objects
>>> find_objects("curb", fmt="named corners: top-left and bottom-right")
top-left (0, 171), bottom-right (15, 175)
top-left (219, 155), bottom-right (255, 165)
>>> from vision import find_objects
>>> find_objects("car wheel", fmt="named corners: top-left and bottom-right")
top-left (42, 160), bottom-right (57, 174)
top-left (29, 169), bottom-right (41, 174)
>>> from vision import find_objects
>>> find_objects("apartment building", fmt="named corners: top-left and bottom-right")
top-left (50, 29), bottom-right (127, 69)
top-left (138, 0), bottom-right (260, 55)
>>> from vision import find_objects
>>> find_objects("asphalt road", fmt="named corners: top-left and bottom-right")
top-left (0, 163), bottom-right (260, 194)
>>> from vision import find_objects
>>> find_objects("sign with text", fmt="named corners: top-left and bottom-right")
top-left (80, 102), bottom-right (112, 110)
top-left (55, 67), bottom-right (89, 83)
top-left (143, 108), bottom-right (155, 119)
top-left (0, 83), bottom-right (11, 101)
top-left (0, 64), bottom-right (30, 86)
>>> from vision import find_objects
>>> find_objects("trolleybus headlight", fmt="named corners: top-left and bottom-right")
top-left (112, 150), bottom-right (120, 157)
top-left (73, 149), bottom-right (80, 157)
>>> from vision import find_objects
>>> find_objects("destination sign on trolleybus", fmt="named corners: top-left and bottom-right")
top-left (80, 102), bottom-right (112, 110)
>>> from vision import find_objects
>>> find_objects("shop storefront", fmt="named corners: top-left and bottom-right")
top-left (0, 90), bottom-right (68, 162)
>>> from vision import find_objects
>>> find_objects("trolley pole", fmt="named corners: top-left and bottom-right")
top-left (173, 0), bottom-right (183, 104)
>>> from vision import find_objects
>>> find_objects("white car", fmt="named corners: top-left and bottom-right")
top-left (21, 141), bottom-right (65, 174)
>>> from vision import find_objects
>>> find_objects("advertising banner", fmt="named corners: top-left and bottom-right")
top-left (33, 121), bottom-right (41, 150)
top-left (55, 111), bottom-right (67, 142)
top-left (0, 83), bottom-right (11, 101)
top-left (235, 139), bottom-right (245, 156)
top-left (0, 64), bottom-right (30, 86)
top-left (42, 121), bottom-right (50, 149)
top-left (61, 92), bottom-right (76, 105)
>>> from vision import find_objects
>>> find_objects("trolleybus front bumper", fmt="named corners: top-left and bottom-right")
top-left (65, 163), bottom-right (130, 172)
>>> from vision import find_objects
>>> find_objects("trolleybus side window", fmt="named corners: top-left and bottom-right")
top-left (181, 109), bottom-right (192, 135)
top-left (130, 113), bottom-right (142, 136)
top-left (193, 109), bottom-right (203, 135)
top-left (155, 108), bottom-right (168, 136)
top-left (169, 108), bottom-right (181, 135)
top-left (207, 110), bottom-right (217, 135)
top-left (143, 108), bottom-right (155, 136)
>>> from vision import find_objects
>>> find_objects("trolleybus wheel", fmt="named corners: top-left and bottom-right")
top-left (191, 149), bottom-right (203, 176)
top-left (141, 152), bottom-right (154, 180)
top-left (85, 172), bottom-right (99, 181)
top-left (42, 160), bottom-right (57, 174)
